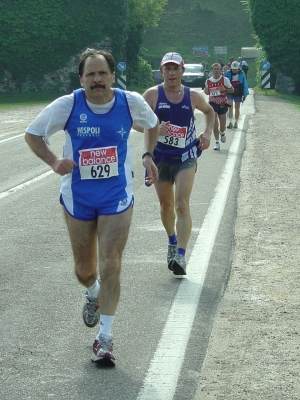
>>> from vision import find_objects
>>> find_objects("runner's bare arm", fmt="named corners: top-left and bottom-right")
top-left (203, 86), bottom-right (209, 95)
top-left (143, 87), bottom-right (159, 112)
top-left (226, 85), bottom-right (234, 93)
top-left (192, 92), bottom-right (214, 150)
top-left (223, 76), bottom-right (234, 93)
top-left (142, 118), bottom-right (160, 184)
top-left (25, 132), bottom-right (77, 176)
top-left (143, 87), bottom-right (171, 136)
top-left (133, 87), bottom-right (169, 136)
top-left (132, 123), bottom-right (143, 132)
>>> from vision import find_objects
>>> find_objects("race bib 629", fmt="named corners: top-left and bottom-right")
top-left (79, 146), bottom-right (119, 180)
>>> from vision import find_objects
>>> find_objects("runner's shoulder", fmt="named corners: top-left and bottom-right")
top-left (189, 88), bottom-right (205, 104)
top-left (144, 85), bottom-right (159, 96)
top-left (143, 85), bottom-right (159, 106)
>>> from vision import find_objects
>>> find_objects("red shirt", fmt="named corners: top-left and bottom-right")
top-left (207, 76), bottom-right (227, 105)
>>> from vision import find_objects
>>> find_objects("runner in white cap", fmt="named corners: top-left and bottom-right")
top-left (134, 52), bottom-right (214, 275)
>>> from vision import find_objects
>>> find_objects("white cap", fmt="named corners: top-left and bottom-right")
top-left (231, 61), bottom-right (240, 69)
top-left (161, 52), bottom-right (184, 66)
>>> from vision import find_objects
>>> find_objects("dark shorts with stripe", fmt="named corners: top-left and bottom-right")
top-left (156, 157), bottom-right (197, 185)
top-left (209, 101), bottom-right (228, 115)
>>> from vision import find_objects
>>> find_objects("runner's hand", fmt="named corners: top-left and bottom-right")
top-left (52, 158), bottom-right (77, 176)
top-left (159, 121), bottom-right (170, 136)
top-left (143, 158), bottom-right (158, 185)
top-left (198, 131), bottom-right (211, 150)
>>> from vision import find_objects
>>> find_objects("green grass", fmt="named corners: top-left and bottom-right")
top-left (0, 92), bottom-right (60, 110)
top-left (255, 88), bottom-right (300, 109)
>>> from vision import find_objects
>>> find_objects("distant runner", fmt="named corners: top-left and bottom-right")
top-left (204, 63), bottom-right (234, 151)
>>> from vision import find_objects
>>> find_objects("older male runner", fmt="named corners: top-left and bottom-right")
top-left (25, 48), bottom-right (159, 366)
top-left (204, 63), bottom-right (234, 150)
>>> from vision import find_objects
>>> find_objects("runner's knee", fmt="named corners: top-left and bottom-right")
top-left (175, 198), bottom-right (189, 216)
top-left (99, 258), bottom-right (121, 282)
top-left (75, 265), bottom-right (97, 286)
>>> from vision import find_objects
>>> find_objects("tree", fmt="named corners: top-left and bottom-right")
top-left (0, 0), bottom-right (166, 91)
top-left (125, 0), bottom-right (167, 85)
top-left (246, 0), bottom-right (300, 92)
top-left (0, 0), bottom-right (128, 88)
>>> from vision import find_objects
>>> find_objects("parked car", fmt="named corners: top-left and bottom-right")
top-left (181, 63), bottom-right (207, 89)
top-left (152, 70), bottom-right (164, 85)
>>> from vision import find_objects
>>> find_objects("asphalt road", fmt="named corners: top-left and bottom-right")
top-left (0, 90), bottom-right (255, 400)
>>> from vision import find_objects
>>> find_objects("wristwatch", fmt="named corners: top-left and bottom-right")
top-left (142, 152), bottom-right (154, 160)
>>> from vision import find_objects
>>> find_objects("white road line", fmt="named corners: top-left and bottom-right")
top-left (137, 116), bottom-right (245, 400)
top-left (0, 170), bottom-right (53, 200)
top-left (0, 133), bottom-right (24, 143)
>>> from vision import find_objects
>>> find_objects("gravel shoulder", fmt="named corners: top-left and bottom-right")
top-left (195, 92), bottom-right (300, 399)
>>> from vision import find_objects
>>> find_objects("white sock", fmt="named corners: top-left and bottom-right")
top-left (229, 118), bottom-right (233, 123)
top-left (97, 315), bottom-right (115, 338)
top-left (86, 279), bottom-right (100, 298)
top-left (220, 131), bottom-right (225, 135)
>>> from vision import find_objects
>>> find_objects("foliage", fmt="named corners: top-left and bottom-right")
top-left (128, 0), bottom-right (167, 32)
top-left (128, 56), bottom-right (154, 88)
top-left (192, 1), bottom-right (214, 15)
top-left (126, 0), bottom-right (167, 84)
top-left (0, 0), bottom-right (128, 88)
top-left (143, 0), bottom-right (255, 69)
top-left (0, 0), bottom-right (167, 91)
top-left (105, 0), bottom-right (129, 62)
top-left (245, 0), bottom-right (300, 93)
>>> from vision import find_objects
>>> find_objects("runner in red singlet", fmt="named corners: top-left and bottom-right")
top-left (204, 63), bottom-right (234, 151)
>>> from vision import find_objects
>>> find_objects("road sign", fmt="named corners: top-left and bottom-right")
top-left (214, 46), bottom-right (227, 55)
top-left (261, 61), bottom-right (270, 70)
top-left (261, 70), bottom-right (270, 89)
top-left (193, 51), bottom-right (208, 58)
top-left (194, 52), bottom-right (210, 59)
top-left (117, 62), bottom-right (126, 71)
top-left (193, 46), bottom-right (209, 52)
top-left (117, 75), bottom-right (126, 90)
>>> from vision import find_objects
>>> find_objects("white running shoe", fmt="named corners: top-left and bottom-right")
top-left (91, 335), bottom-right (116, 366)
top-left (214, 141), bottom-right (220, 151)
top-left (220, 133), bottom-right (226, 143)
top-left (82, 278), bottom-right (100, 328)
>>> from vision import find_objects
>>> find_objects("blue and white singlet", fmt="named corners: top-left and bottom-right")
top-left (61, 88), bottom-right (133, 212)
